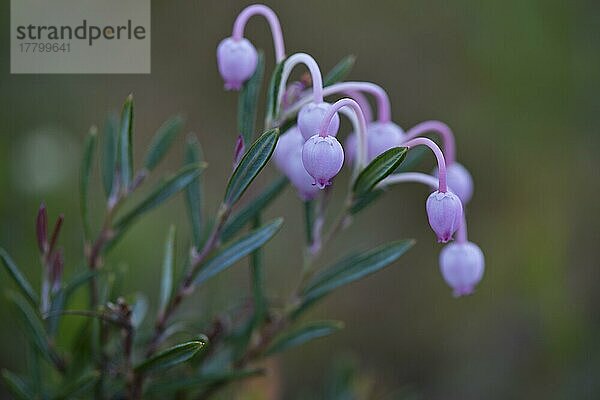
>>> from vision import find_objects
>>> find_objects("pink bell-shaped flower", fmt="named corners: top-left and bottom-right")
top-left (439, 241), bottom-right (484, 297)
top-left (426, 190), bottom-right (463, 243)
top-left (216, 37), bottom-right (258, 90)
top-left (301, 134), bottom-right (345, 189)
top-left (298, 102), bottom-right (340, 140)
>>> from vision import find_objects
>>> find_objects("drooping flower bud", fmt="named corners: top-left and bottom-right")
top-left (345, 121), bottom-right (406, 164)
top-left (302, 135), bottom-right (344, 189)
top-left (433, 162), bottom-right (473, 204)
top-left (273, 127), bottom-right (319, 200)
top-left (216, 37), bottom-right (258, 90)
top-left (439, 241), bottom-right (484, 297)
top-left (426, 190), bottom-right (463, 243)
top-left (298, 102), bottom-right (340, 140)
top-left (232, 135), bottom-right (245, 169)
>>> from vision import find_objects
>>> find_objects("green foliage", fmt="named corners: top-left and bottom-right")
top-left (352, 147), bottom-right (407, 196)
top-left (119, 94), bottom-right (135, 190)
top-left (1, 370), bottom-right (34, 400)
top-left (101, 113), bottom-right (118, 198)
top-left (221, 175), bottom-right (288, 242)
top-left (0, 248), bottom-right (39, 306)
top-left (265, 58), bottom-right (287, 124)
top-left (223, 128), bottom-right (279, 207)
top-left (80, 126), bottom-right (97, 239)
top-left (296, 240), bottom-right (415, 315)
top-left (324, 55), bottom-right (356, 87)
top-left (194, 218), bottom-right (283, 285)
top-left (184, 135), bottom-right (205, 248)
top-left (115, 163), bottom-right (205, 230)
top-left (238, 51), bottom-right (265, 144)
top-left (144, 115), bottom-right (185, 171)
top-left (158, 226), bottom-right (175, 316)
top-left (266, 321), bottom-right (344, 355)
top-left (134, 339), bottom-right (207, 374)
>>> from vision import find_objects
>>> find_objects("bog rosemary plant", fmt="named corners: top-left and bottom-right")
top-left (1, 4), bottom-right (485, 399)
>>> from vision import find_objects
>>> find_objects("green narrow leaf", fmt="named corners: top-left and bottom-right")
top-left (134, 339), bottom-right (207, 374)
top-left (193, 218), bottom-right (283, 286)
top-left (265, 321), bottom-right (344, 356)
top-left (396, 145), bottom-right (427, 173)
top-left (221, 176), bottom-right (288, 242)
top-left (119, 94), bottom-right (134, 190)
top-left (101, 113), bottom-right (118, 197)
top-left (114, 163), bottom-right (205, 230)
top-left (352, 147), bottom-right (407, 196)
top-left (131, 293), bottom-right (148, 329)
top-left (55, 370), bottom-right (100, 400)
top-left (223, 128), bottom-right (279, 207)
top-left (0, 248), bottom-right (39, 306)
top-left (265, 58), bottom-right (287, 123)
top-left (323, 55), bottom-right (356, 87)
top-left (184, 136), bottom-right (204, 248)
top-left (159, 225), bottom-right (176, 315)
top-left (8, 292), bottom-right (58, 366)
top-left (148, 368), bottom-right (264, 393)
top-left (144, 115), bottom-right (185, 171)
top-left (349, 189), bottom-right (384, 215)
top-left (303, 200), bottom-right (315, 245)
top-left (238, 51), bottom-right (265, 144)
top-left (80, 126), bottom-right (98, 239)
top-left (48, 269), bottom-right (99, 336)
top-left (1, 370), bottom-right (34, 400)
top-left (299, 240), bottom-right (415, 312)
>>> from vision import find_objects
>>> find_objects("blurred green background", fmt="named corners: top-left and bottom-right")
top-left (1, 0), bottom-right (599, 398)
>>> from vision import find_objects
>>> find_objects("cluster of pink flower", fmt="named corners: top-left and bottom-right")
top-left (217, 4), bottom-right (484, 297)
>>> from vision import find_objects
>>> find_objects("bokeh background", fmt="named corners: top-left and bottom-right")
top-left (1, 0), bottom-right (599, 398)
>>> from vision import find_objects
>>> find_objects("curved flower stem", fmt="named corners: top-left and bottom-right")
top-left (403, 121), bottom-right (456, 164)
top-left (344, 90), bottom-right (373, 122)
top-left (277, 53), bottom-right (324, 109)
top-left (232, 4), bottom-right (286, 62)
top-left (457, 213), bottom-right (468, 243)
top-left (377, 171), bottom-right (440, 189)
top-left (403, 137), bottom-right (448, 192)
top-left (281, 81), bottom-right (391, 124)
top-left (319, 98), bottom-right (368, 171)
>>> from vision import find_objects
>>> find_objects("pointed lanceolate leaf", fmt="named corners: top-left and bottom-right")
top-left (148, 368), bottom-right (264, 393)
top-left (194, 218), bottom-right (283, 286)
top-left (1, 370), bottom-right (34, 400)
top-left (115, 163), bottom-right (205, 230)
top-left (54, 370), bottom-right (99, 400)
top-left (238, 51), bottom-right (265, 144)
top-left (119, 94), bottom-right (134, 190)
top-left (265, 321), bottom-right (344, 356)
top-left (102, 113), bottom-right (118, 197)
top-left (48, 269), bottom-right (99, 336)
top-left (350, 189), bottom-right (384, 215)
top-left (0, 249), bottom-right (39, 306)
top-left (299, 240), bottom-right (415, 311)
top-left (323, 55), bottom-right (356, 87)
top-left (221, 176), bottom-right (288, 242)
top-left (8, 292), bottom-right (59, 366)
top-left (159, 226), bottom-right (176, 315)
top-left (265, 58), bottom-right (287, 124)
top-left (134, 339), bottom-right (207, 374)
top-left (223, 129), bottom-right (279, 207)
top-left (80, 126), bottom-right (98, 239)
top-left (352, 147), bottom-right (407, 196)
top-left (144, 115), bottom-right (185, 171)
top-left (184, 136), bottom-right (204, 248)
